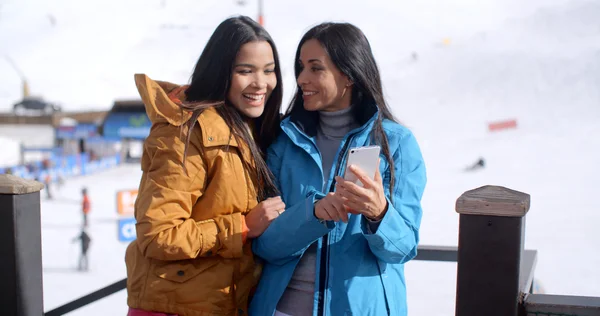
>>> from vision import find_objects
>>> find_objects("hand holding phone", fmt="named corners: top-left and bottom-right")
top-left (343, 146), bottom-right (381, 187)
top-left (336, 145), bottom-right (388, 220)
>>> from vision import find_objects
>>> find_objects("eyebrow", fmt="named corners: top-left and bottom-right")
top-left (234, 62), bottom-right (275, 68)
top-left (298, 58), bottom-right (324, 66)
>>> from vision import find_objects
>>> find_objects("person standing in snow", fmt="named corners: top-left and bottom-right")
top-left (72, 228), bottom-right (91, 271)
top-left (44, 173), bottom-right (53, 199)
top-left (81, 187), bottom-right (90, 227)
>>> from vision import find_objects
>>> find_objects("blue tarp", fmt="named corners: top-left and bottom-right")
top-left (4, 153), bottom-right (121, 181)
top-left (102, 112), bottom-right (151, 140)
top-left (56, 123), bottom-right (99, 139)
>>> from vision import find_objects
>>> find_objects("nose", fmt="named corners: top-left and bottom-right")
top-left (251, 72), bottom-right (268, 90)
top-left (297, 68), bottom-right (309, 87)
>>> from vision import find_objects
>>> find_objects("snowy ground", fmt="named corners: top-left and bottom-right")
top-left (0, 135), bottom-right (20, 167)
top-left (1, 0), bottom-right (598, 315)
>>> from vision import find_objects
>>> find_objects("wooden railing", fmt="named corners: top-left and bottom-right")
top-left (1, 174), bottom-right (598, 316)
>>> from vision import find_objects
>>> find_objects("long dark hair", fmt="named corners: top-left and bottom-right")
top-left (181, 16), bottom-right (282, 200)
top-left (286, 22), bottom-right (398, 199)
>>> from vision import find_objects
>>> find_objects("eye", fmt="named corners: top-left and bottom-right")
top-left (237, 69), bottom-right (252, 74)
top-left (311, 67), bottom-right (322, 72)
top-left (265, 69), bottom-right (275, 74)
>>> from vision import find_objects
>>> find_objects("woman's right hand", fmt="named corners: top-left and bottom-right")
top-left (314, 193), bottom-right (349, 223)
top-left (245, 196), bottom-right (286, 238)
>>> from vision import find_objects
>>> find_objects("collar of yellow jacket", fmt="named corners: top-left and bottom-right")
top-left (134, 73), bottom-right (238, 147)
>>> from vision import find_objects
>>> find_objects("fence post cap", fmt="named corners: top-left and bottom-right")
top-left (455, 185), bottom-right (530, 217)
top-left (0, 174), bottom-right (45, 195)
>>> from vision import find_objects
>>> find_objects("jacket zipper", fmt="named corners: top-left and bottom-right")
top-left (317, 136), bottom-right (354, 316)
top-left (285, 120), bottom-right (362, 315)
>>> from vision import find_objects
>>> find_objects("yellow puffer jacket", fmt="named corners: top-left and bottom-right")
top-left (125, 74), bottom-right (261, 316)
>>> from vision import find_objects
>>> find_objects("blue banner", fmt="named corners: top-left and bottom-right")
top-left (118, 217), bottom-right (137, 242)
top-left (102, 112), bottom-right (151, 140)
top-left (56, 124), bottom-right (99, 139)
top-left (7, 153), bottom-right (121, 180)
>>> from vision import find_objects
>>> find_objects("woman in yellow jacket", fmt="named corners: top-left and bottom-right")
top-left (125, 16), bottom-right (285, 316)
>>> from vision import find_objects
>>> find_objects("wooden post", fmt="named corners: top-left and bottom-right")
top-left (455, 185), bottom-right (530, 316)
top-left (0, 174), bottom-right (45, 316)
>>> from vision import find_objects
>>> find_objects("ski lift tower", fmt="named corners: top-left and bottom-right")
top-left (235, 0), bottom-right (263, 26)
top-left (258, 0), bottom-right (264, 25)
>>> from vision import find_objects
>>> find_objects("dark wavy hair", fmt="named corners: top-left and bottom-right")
top-left (286, 22), bottom-right (398, 199)
top-left (181, 16), bottom-right (282, 200)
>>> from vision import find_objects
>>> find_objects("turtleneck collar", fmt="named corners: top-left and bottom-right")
top-left (318, 106), bottom-right (358, 139)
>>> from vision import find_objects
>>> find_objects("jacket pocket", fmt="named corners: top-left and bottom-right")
top-left (154, 259), bottom-right (220, 283)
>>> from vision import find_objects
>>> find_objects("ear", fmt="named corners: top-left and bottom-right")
top-left (343, 75), bottom-right (353, 87)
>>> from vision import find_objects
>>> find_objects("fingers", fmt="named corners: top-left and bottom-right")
top-left (267, 203), bottom-right (285, 221)
top-left (272, 201), bottom-right (286, 213)
top-left (263, 196), bottom-right (286, 212)
top-left (329, 193), bottom-right (348, 222)
top-left (335, 181), bottom-right (362, 201)
top-left (316, 193), bottom-right (348, 223)
top-left (337, 205), bottom-right (349, 222)
top-left (249, 197), bottom-right (285, 222)
top-left (336, 177), bottom-right (383, 217)
top-left (347, 164), bottom-right (377, 188)
top-left (331, 194), bottom-right (349, 222)
top-left (245, 197), bottom-right (287, 238)
top-left (335, 187), bottom-right (358, 208)
top-left (262, 196), bottom-right (283, 206)
top-left (335, 176), bottom-right (369, 198)
top-left (340, 195), bottom-right (366, 214)
top-left (322, 203), bottom-right (340, 222)
top-left (338, 196), bottom-right (363, 213)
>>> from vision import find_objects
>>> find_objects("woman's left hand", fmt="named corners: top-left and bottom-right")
top-left (334, 162), bottom-right (388, 221)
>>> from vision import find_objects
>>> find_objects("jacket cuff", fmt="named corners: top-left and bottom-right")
top-left (364, 215), bottom-right (383, 233)
top-left (197, 219), bottom-right (220, 256)
top-left (310, 191), bottom-right (335, 229)
top-left (213, 212), bottom-right (244, 258)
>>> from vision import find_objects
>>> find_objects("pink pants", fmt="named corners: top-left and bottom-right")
top-left (127, 308), bottom-right (178, 316)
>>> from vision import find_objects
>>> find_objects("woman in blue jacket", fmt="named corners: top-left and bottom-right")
top-left (250, 22), bottom-right (427, 316)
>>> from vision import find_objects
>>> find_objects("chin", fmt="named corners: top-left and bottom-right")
top-left (303, 103), bottom-right (320, 112)
top-left (242, 107), bottom-right (265, 118)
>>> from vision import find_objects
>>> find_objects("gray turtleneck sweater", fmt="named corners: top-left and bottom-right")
top-left (276, 107), bottom-right (359, 316)
top-left (316, 107), bottom-right (361, 189)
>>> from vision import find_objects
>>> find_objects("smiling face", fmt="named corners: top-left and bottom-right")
top-left (296, 39), bottom-right (352, 112)
top-left (227, 40), bottom-right (277, 118)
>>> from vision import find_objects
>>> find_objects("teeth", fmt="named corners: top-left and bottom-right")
top-left (243, 94), bottom-right (264, 101)
top-left (303, 91), bottom-right (317, 96)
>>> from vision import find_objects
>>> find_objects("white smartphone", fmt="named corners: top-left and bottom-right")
top-left (343, 145), bottom-right (381, 187)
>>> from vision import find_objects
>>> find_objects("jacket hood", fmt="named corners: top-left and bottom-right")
top-left (134, 73), bottom-right (192, 126)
